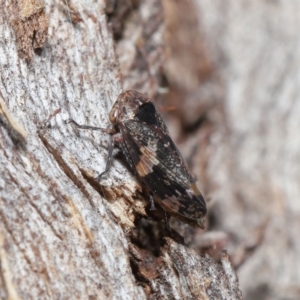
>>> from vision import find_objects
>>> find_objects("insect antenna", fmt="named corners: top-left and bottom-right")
top-left (68, 119), bottom-right (116, 135)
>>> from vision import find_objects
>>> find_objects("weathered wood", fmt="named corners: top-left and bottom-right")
top-left (0, 0), bottom-right (242, 299)
top-left (162, 0), bottom-right (300, 299)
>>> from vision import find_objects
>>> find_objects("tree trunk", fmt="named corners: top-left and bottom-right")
top-left (160, 1), bottom-right (300, 300)
top-left (0, 0), bottom-right (242, 299)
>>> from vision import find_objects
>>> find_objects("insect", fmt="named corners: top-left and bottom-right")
top-left (70, 90), bottom-right (207, 228)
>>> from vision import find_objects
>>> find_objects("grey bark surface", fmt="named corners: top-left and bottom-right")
top-left (162, 1), bottom-right (300, 300)
top-left (0, 0), bottom-right (242, 300)
top-left (0, 1), bottom-right (143, 299)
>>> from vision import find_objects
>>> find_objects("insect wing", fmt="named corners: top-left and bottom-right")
top-left (121, 119), bottom-right (207, 220)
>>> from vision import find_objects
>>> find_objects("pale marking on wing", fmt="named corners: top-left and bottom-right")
top-left (135, 146), bottom-right (160, 176)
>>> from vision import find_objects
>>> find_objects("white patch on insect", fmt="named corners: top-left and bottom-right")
top-left (146, 139), bottom-right (158, 153)
top-left (175, 190), bottom-right (182, 196)
top-left (186, 189), bottom-right (194, 198)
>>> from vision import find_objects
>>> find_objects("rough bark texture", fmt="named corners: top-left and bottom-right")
top-left (159, 1), bottom-right (300, 300)
top-left (0, 0), bottom-right (242, 300)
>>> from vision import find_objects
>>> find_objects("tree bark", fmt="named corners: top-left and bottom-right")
top-left (160, 1), bottom-right (300, 300)
top-left (0, 0), bottom-right (241, 299)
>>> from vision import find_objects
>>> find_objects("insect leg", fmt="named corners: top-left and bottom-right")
top-left (149, 193), bottom-right (156, 210)
top-left (96, 136), bottom-right (116, 181)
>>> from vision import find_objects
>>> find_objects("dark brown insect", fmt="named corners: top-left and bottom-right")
top-left (70, 90), bottom-right (207, 228)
